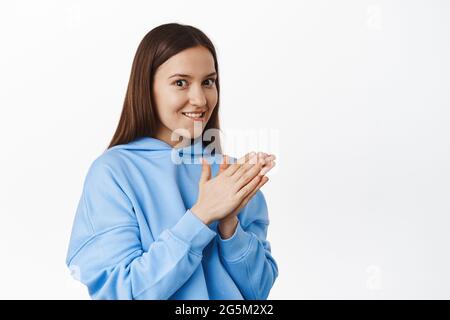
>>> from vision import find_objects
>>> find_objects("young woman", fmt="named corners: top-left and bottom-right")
top-left (66, 23), bottom-right (278, 300)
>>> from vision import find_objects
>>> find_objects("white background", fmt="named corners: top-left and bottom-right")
top-left (0, 0), bottom-right (449, 299)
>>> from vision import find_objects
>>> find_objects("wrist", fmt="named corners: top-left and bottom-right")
top-left (190, 204), bottom-right (212, 225)
top-left (218, 216), bottom-right (239, 239)
top-left (219, 213), bottom-right (239, 227)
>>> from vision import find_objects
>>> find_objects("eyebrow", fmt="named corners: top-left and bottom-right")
top-left (168, 72), bottom-right (217, 79)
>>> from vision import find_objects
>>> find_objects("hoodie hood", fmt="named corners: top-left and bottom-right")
top-left (109, 136), bottom-right (220, 163)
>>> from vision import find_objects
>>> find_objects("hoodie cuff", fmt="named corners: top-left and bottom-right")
top-left (170, 209), bottom-right (217, 256)
top-left (217, 220), bottom-right (255, 262)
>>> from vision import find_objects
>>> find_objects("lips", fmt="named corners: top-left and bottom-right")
top-left (182, 111), bottom-right (206, 121)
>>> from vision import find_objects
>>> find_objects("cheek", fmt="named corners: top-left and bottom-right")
top-left (156, 95), bottom-right (185, 120)
top-left (206, 90), bottom-right (218, 113)
top-left (165, 107), bottom-right (185, 125)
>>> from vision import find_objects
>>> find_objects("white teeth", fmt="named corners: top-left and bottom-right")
top-left (183, 112), bottom-right (204, 118)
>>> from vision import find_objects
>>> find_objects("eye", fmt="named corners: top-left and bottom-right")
top-left (203, 78), bottom-right (216, 87)
top-left (174, 79), bottom-right (188, 87)
top-left (173, 78), bottom-right (216, 89)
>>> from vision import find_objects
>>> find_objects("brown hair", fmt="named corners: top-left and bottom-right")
top-left (107, 23), bottom-right (222, 152)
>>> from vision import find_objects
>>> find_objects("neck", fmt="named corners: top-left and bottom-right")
top-left (154, 126), bottom-right (199, 149)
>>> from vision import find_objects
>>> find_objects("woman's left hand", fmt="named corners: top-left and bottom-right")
top-left (217, 152), bottom-right (276, 238)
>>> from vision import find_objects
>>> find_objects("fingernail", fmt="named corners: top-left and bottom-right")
top-left (260, 166), bottom-right (271, 176)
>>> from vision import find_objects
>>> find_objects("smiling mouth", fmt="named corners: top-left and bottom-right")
top-left (182, 112), bottom-right (206, 121)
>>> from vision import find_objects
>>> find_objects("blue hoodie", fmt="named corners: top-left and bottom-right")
top-left (66, 136), bottom-right (278, 300)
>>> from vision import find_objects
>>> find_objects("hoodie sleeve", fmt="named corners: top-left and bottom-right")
top-left (216, 190), bottom-right (279, 300)
top-left (66, 159), bottom-right (216, 300)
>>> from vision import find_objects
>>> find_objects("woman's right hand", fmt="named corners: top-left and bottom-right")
top-left (191, 152), bottom-right (266, 225)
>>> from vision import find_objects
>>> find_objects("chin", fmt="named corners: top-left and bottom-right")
top-left (171, 129), bottom-right (200, 142)
top-left (187, 130), bottom-right (203, 140)
top-left (171, 118), bottom-right (208, 141)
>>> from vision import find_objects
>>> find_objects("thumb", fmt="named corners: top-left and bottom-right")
top-left (199, 157), bottom-right (211, 184)
top-left (219, 154), bottom-right (230, 174)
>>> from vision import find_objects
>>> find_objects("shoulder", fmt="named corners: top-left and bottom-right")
top-left (86, 148), bottom-right (130, 179)
top-left (81, 148), bottom-right (134, 196)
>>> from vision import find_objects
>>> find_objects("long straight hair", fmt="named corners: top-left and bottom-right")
top-left (107, 23), bottom-right (222, 152)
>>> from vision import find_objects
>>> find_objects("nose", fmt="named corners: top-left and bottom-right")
top-left (188, 84), bottom-right (207, 107)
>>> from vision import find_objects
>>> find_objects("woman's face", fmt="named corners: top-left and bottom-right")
top-left (152, 46), bottom-right (218, 147)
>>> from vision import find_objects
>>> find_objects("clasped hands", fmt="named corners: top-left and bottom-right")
top-left (191, 151), bottom-right (276, 239)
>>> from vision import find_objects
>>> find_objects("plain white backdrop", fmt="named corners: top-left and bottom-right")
top-left (0, 0), bottom-right (449, 299)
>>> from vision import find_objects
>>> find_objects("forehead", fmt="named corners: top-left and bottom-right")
top-left (156, 46), bottom-right (215, 76)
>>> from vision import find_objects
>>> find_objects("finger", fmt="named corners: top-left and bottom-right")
top-left (228, 171), bottom-right (265, 218)
top-left (241, 176), bottom-right (269, 207)
top-left (234, 176), bottom-right (269, 213)
top-left (236, 173), bottom-right (263, 199)
top-left (256, 152), bottom-right (268, 165)
top-left (231, 152), bottom-right (264, 179)
top-left (223, 151), bottom-right (254, 176)
top-left (237, 151), bottom-right (256, 164)
top-left (199, 158), bottom-right (211, 184)
top-left (259, 160), bottom-right (276, 176)
top-left (251, 152), bottom-right (271, 166)
top-left (232, 151), bottom-right (269, 183)
top-left (235, 157), bottom-right (265, 189)
top-left (263, 154), bottom-right (276, 163)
